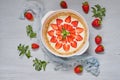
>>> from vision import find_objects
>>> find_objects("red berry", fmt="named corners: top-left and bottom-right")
top-left (60, 1), bottom-right (68, 9)
top-left (74, 65), bottom-right (83, 74)
top-left (95, 45), bottom-right (104, 53)
top-left (31, 43), bottom-right (39, 49)
top-left (24, 12), bottom-right (34, 21)
top-left (95, 35), bottom-right (102, 44)
top-left (92, 18), bottom-right (101, 27)
top-left (82, 1), bottom-right (89, 14)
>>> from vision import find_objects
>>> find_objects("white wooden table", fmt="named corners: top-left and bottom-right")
top-left (0, 0), bottom-right (120, 80)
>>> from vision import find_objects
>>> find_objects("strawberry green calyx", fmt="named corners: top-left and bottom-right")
top-left (83, 1), bottom-right (88, 5)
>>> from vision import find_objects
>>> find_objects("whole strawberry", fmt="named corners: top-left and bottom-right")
top-left (92, 18), bottom-right (101, 27)
top-left (60, 1), bottom-right (68, 9)
top-left (31, 43), bottom-right (39, 49)
top-left (95, 45), bottom-right (104, 53)
top-left (82, 1), bottom-right (89, 14)
top-left (95, 35), bottom-right (102, 44)
top-left (74, 65), bottom-right (83, 74)
top-left (24, 11), bottom-right (34, 21)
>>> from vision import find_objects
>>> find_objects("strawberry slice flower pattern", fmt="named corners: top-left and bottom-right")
top-left (47, 16), bottom-right (84, 52)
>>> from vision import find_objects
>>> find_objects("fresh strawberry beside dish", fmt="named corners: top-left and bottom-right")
top-left (82, 1), bottom-right (89, 14)
top-left (92, 18), bottom-right (101, 27)
top-left (74, 65), bottom-right (83, 74)
top-left (60, 1), bottom-right (68, 9)
top-left (95, 35), bottom-right (102, 44)
top-left (95, 45), bottom-right (104, 53)
top-left (31, 43), bottom-right (39, 49)
top-left (24, 11), bottom-right (34, 21)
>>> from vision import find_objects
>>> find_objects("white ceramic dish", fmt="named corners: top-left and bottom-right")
top-left (41, 9), bottom-right (89, 57)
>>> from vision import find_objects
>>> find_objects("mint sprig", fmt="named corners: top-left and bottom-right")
top-left (62, 28), bottom-right (70, 39)
top-left (92, 4), bottom-right (106, 20)
top-left (26, 25), bottom-right (36, 38)
top-left (33, 58), bottom-right (48, 71)
top-left (17, 44), bottom-right (32, 59)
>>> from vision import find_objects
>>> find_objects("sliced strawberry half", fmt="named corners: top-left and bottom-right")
top-left (58, 25), bottom-right (63, 31)
top-left (50, 36), bottom-right (57, 43)
top-left (56, 30), bottom-right (61, 35)
top-left (57, 35), bottom-right (63, 41)
top-left (61, 38), bottom-right (67, 44)
top-left (65, 16), bottom-right (71, 23)
top-left (56, 19), bottom-right (63, 25)
top-left (76, 27), bottom-right (84, 34)
top-left (48, 30), bottom-right (54, 36)
top-left (67, 24), bottom-right (74, 31)
top-left (71, 41), bottom-right (77, 48)
top-left (70, 33), bottom-right (76, 38)
top-left (55, 42), bottom-right (63, 49)
top-left (51, 24), bottom-right (58, 30)
top-left (71, 21), bottom-right (78, 27)
top-left (75, 35), bottom-right (83, 41)
top-left (63, 44), bottom-right (70, 51)
top-left (67, 36), bottom-right (74, 43)
top-left (63, 24), bottom-right (68, 30)
top-left (69, 29), bottom-right (75, 34)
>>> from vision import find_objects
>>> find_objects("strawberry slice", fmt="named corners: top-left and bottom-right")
top-left (51, 24), bottom-right (58, 30)
top-left (63, 24), bottom-right (68, 30)
top-left (50, 36), bottom-right (57, 43)
top-left (55, 42), bottom-right (62, 49)
top-left (70, 33), bottom-right (76, 38)
top-left (56, 19), bottom-right (63, 25)
top-left (63, 44), bottom-right (70, 51)
top-left (71, 21), bottom-right (78, 27)
top-left (61, 38), bottom-right (67, 43)
top-left (58, 25), bottom-right (63, 31)
top-left (65, 16), bottom-right (71, 23)
top-left (57, 35), bottom-right (63, 41)
top-left (48, 30), bottom-right (54, 36)
top-left (67, 36), bottom-right (74, 43)
top-left (76, 27), bottom-right (84, 34)
top-left (75, 35), bottom-right (83, 41)
top-left (56, 30), bottom-right (61, 35)
top-left (67, 24), bottom-right (73, 31)
top-left (71, 41), bottom-right (77, 48)
top-left (69, 29), bottom-right (75, 34)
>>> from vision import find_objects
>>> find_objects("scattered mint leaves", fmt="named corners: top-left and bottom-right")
top-left (92, 4), bottom-right (106, 21)
top-left (33, 58), bottom-right (48, 71)
top-left (17, 44), bottom-right (32, 59)
top-left (26, 25), bottom-right (36, 38)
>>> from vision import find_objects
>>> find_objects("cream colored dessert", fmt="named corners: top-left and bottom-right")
top-left (42, 9), bottom-right (88, 57)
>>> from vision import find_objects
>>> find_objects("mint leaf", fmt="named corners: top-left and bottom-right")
top-left (26, 50), bottom-right (32, 59)
top-left (17, 44), bottom-right (32, 59)
top-left (26, 25), bottom-right (36, 38)
top-left (92, 4), bottom-right (106, 21)
top-left (33, 58), bottom-right (48, 71)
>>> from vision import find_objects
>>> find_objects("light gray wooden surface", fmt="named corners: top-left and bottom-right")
top-left (0, 0), bottom-right (120, 80)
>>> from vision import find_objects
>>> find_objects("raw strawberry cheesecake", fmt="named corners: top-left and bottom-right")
top-left (41, 9), bottom-right (89, 57)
